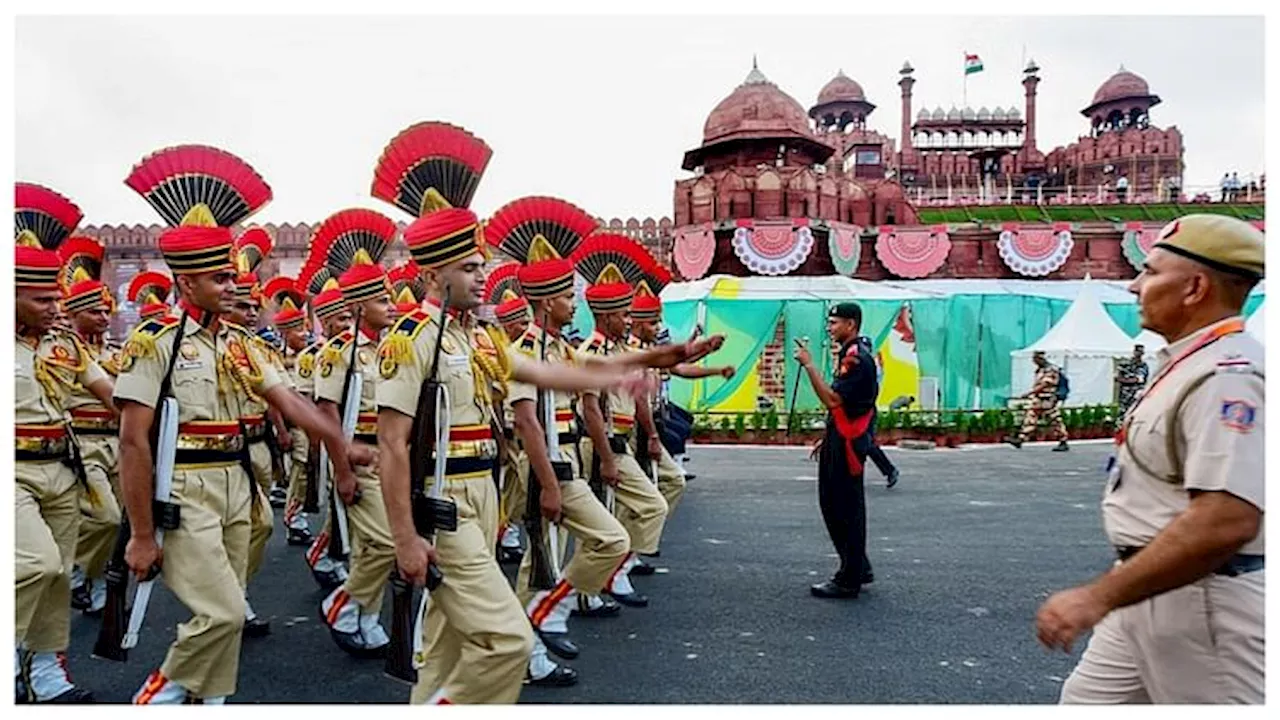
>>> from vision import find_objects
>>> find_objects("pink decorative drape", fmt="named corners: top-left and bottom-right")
top-left (672, 222), bottom-right (716, 280)
top-left (997, 222), bottom-right (1074, 277)
top-left (729, 219), bottom-right (815, 276)
top-left (827, 221), bottom-right (863, 276)
top-left (875, 224), bottom-right (951, 278)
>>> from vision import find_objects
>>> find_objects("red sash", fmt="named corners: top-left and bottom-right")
top-left (831, 406), bottom-right (874, 475)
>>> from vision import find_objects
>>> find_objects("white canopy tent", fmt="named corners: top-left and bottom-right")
top-left (1246, 301), bottom-right (1265, 344)
top-left (1010, 278), bottom-right (1137, 405)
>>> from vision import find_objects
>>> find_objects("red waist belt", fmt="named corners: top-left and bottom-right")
top-left (831, 407), bottom-right (874, 476)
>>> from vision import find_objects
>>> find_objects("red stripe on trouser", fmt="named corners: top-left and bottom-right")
top-left (325, 590), bottom-right (349, 626)
top-left (530, 580), bottom-right (572, 627)
top-left (307, 531), bottom-right (329, 566)
top-left (284, 500), bottom-right (299, 524)
top-left (134, 670), bottom-right (167, 704)
top-left (831, 407), bottom-right (874, 476)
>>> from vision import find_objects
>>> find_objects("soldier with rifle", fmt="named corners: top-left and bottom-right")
top-left (301, 284), bottom-right (356, 589)
top-left (308, 208), bottom-right (402, 658)
top-left (56, 237), bottom-right (126, 620)
top-left (14, 183), bottom-right (114, 703)
top-left (108, 144), bottom-right (357, 704)
top-left (570, 233), bottom-right (671, 609)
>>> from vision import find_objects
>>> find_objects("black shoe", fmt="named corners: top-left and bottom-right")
top-left (1003, 436), bottom-right (1023, 449)
top-left (526, 664), bottom-right (578, 687)
top-left (630, 559), bottom-right (657, 576)
top-left (311, 567), bottom-right (344, 592)
top-left (810, 580), bottom-right (860, 599)
top-left (497, 546), bottom-right (524, 565)
top-left (642, 550), bottom-right (661, 559)
top-left (37, 687), bottom-right (95, 704)
top-left (608, 591), bottom-right (649, 608)
top-left (269, 488), bottom-right (287, 509)
top-left (572, 596), bottom-right (621, 618)
top-left (1053, 440), bottom-right (1069, 452)
top-left (683, 472), bottom-right (697, 481)
top-left (861, 572), bottom-right (875, 585)
top-left (287, 527), bottom-right (313, 546)
top-left (243, 616), bottom-right (271, 638)
top-left (536, 630), bottom-right (579, 660)
top-left (886, 469), bottom-right (900, 489)
top-left (70, 584), bottom-right (91, 611)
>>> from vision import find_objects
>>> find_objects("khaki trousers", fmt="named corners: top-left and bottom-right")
top-left (285, 428), bottom-right (309, 518)
top-left (15, 460), bottom-right (81, 652)
top-left (245, 441), bottom-right (275, 582)
top-left (340, 461), bottom-right (395, 611)
top-left (514, 449), bottom-right (629, 605)
top-left (498, 443), bottom-right (523, 529)
top-left (410, 473), bottom-right (534, 704)
top-left (580, 437), bottom-right (668, 555)
top-left (1061, 570), bottom-right (1264, 704)
top-left (158, 463), bottom-right (252, 698)
top-left (74, 435), bottom-right (122, 579)
top-left (630, 434), bottom-right (687, 516)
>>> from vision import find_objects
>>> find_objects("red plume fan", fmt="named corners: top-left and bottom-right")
top-left (483, 262), bottom-right (523, 305)
top-left (639, 260), bottom-right (673, 296)
top-left (300, 261), bottom-right (338, 298)
top-left (234, 226), bottom-right (275, 274)
top-left (570, 232), bottom-right (662, 287)
top-left (124, 144), bottom-right (272, 227)
top-left (56, 236), bottom-right (106, 289)
top-left (305, 208), bottom-right (397, 277)
top-left (15, 183), bottom-right (84, 250)
top-left (262, 276), bottom-right (304, 309)
top-left (388, 260), bottom-right (425, 300)
top-left (127, 271), bottom-right (173, 305)
top-left (484, 196), bottom-right (599, 264)
top-left (372, 122), bottom-right (492, 217)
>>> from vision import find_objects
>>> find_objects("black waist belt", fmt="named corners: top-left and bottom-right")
top-left (424, 456), bottom-right (496, 476)
top-left (70, 426), bottom-right (116, 437)
top-left (15, 448), bottom-right (69, 462)
top-left (175, 448), bottom-right (245, 465)
top-left (355, 433), bottom-right (378, 444)
top-left (1116, 546), bottom-right (1265, 577)
top-left (559, 431), bottom-right (579, 445)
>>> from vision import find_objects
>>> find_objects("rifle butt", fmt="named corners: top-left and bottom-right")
top-left (383, 571), bottom-right (419, 685)
top-left (523, 473), bottom-right (557, 591)
top-left (91, 519), bottom-right (131, 662)
top-left (302, 449), bottom-right (320, 514)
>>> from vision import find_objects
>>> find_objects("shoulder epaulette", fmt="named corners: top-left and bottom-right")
top-left (389, 308), bottom-right (433, 341)
top-left (121, 316), bottom-right (181, 361)
top-left (300, 343), bottom-right (322, 359)
top-left (516, 330), bottom-right (537, 356)
top-left (579, 333), bottom-right (605, 356)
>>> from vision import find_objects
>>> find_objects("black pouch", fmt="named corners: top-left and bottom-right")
top-left (608, 435), bottom-right (630, 455)
top-left (412, 494), bottom-right (459, 535)
top-left (551, 459), bottom-right (574, 484)
top-left (153, 500), bottom-right (181, 530)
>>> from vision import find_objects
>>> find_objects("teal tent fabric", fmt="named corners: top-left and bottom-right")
top-left (695, 300), bottom-right (783, 409)
top-left (662, 301), bottom-right (701, 409)
top-left (783, 301), bottom-right (831, 412)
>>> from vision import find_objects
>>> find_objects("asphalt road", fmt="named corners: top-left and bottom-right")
top-left (66, 441), bottom-right (1115, 704)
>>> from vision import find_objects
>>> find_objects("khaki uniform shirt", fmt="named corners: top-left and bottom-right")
top-left (506, 324), bottom-right (580, 441)
top-left (293, 341), bottom-right (324, 398)
top-left (62, 335), bottom-right (121, 412)
top-left (114, 315), bottom-right (283, 422)
top-left (314, 330), bottom-right (380, 418)
top-left (16, 331), bottom-right (107, 425)
top-left (578, 330), bottom-right (636, 433)
top-left (377, 306), bottom-right (498, 433)
top-left (1103, 317), bottom-right (1265, 556)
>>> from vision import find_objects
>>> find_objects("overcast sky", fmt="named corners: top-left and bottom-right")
top-left (14, 14), bottom-right (1265, 226)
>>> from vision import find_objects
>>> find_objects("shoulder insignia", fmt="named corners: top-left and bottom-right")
top-left (1220, 398), bottom-right (1257, 433)
top-left (121, 316), bottom-right (180, 366)
top-left (389, 309), bottom-right (432, 342)
top-left (298, 351), bottom-right (315, 379)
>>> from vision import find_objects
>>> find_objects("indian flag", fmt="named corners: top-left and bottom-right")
top-left (964, 53), bottom-right (984, 75)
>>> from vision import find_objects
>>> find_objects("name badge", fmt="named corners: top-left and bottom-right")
top-left (176, 359), bottom-right (206, 371)
top-left (445, 354), bottom-right (469, 367)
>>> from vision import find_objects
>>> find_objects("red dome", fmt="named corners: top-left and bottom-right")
top-left (1091, 68), bottom-right (1153, 106)
top-left (816, 71), bottom-right (866, 105)
top-left (702, 62), bottom-right (812, 144)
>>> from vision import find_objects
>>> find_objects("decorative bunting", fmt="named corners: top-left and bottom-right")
top-left (997, 222), bottom-right (1074, 277)
top-left (673, 222), bottom-right (716, 280)
top-left (1119, 221), bottom-right (1160, 273)
top-left (729, 219), bottom-right (814, 276)
top-left (875, 224), bottom-right (951, 278)
top-left (827, 221), bottom-right (863, 276)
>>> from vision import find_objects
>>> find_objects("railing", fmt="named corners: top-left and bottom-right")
top-left (903, 183), bottom-right (1265, 207)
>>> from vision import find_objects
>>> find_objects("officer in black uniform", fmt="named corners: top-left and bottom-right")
top-left (795, 303), bottom-right (878, 599)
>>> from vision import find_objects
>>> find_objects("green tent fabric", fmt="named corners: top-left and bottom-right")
top-left (694, 300), bottom-right (783, 409)
top-left (663, 301), bottom-right (701, 408)
top-left (783, 301), bottom-right (832, 412)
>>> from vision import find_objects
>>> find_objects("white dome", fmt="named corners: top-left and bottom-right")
top-left (992, 107), bottom-right (1006, 119)
top-left (932, 107), bottom-right (946, 120)
top-left (1008, 106), bottom-right (1022, 118)
top-left (946, 106), bottom-right (961, 120)
top-left (917, 108), bottom-right (930, 119)
top-left (977, 106), bottom-right (991, 120)
top-left (962, 107), bottom-right (976, 120)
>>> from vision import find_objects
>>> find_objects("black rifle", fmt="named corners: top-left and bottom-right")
top-left (385, 293), bottom-right (457, 684)
top-left (263, 410), bottom-right (286, 488)
top-left (302, 442), bottom-right (320, 513)
top-left (524, 309), bottom-right (571, 592)
top-left (327, 309), bottom-right (363, 562)
top-left (94, 311), bottom-right (189, 662)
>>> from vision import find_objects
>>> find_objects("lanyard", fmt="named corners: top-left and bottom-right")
top-left (1115, 318), bottom-right (1244, 445)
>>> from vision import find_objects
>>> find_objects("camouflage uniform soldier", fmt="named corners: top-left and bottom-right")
top-left (1008, 350), bottom-right (1069, 451)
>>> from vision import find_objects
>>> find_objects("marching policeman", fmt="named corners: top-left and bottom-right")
top-left (1037, 215), bottom-right (1265, 704)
